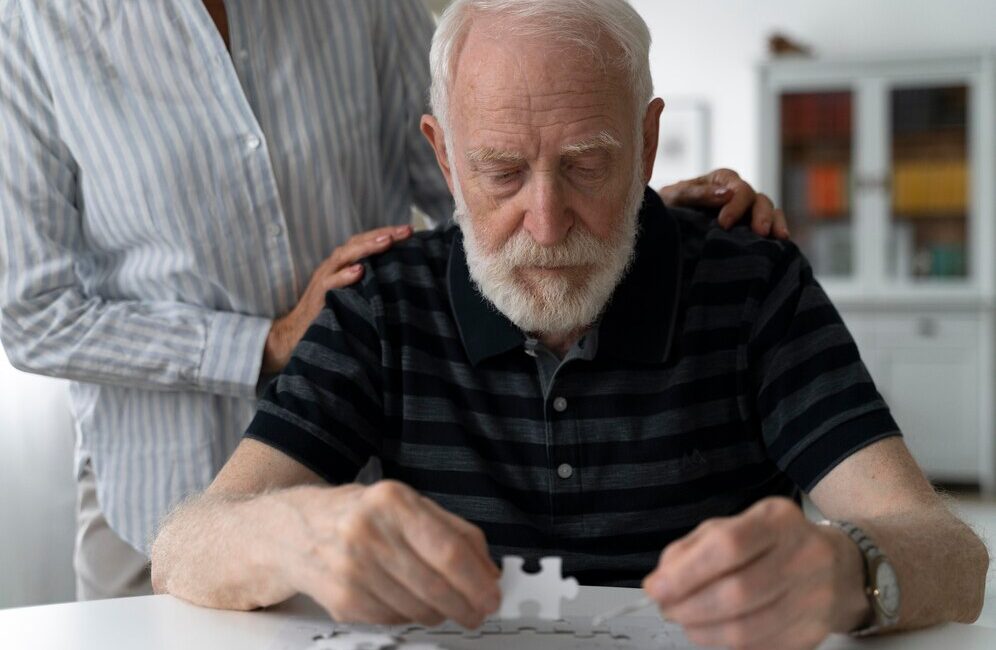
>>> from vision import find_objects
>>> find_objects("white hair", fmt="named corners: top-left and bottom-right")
top-left (429, 0), bottom-right (654, 131)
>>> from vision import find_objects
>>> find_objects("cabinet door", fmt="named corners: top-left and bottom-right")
top-left (778, 90), bottom-right (855, 278)
top-left (875, 343), bottom-right (979, 481)
top-left (888, 84), bottom-right (971, 281)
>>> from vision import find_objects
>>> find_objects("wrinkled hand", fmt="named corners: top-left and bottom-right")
top-left (286, 480), bottom-right (501, 628)
top-left (262, 225), bottom-right (413, 374)
top-left (659, 168), bottom-right (790, 239)
top-left (643, 497), bottom-right (869, 650)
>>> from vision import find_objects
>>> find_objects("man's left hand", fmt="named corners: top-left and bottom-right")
top-left (659, 169), bottom-right (789, 239)
top-left (643, 497), bottom-right (871, 650)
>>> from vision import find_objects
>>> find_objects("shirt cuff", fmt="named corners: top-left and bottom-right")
top-left (196, 311), bottom-right (272, 399)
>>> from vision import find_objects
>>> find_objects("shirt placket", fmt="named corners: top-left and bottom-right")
top-left (210, 1), bottom-right (298, 316)
top-left (543, 369), bottom-right (585, 537)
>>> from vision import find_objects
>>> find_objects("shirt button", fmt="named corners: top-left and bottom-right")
top-left (557, 463), bottom-right (574, 479)
top-left (246, 134), bottom-right (262, 150)
top-left (238, 49), bottom-right (250, 61)
top-left (267, 223), bottom-right (283, 239)
top-left (553, 397), bottom-right (568, 412)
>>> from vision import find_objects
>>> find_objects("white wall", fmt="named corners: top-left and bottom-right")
top-left (0, 355), bottom-right (77, 608)
top-left (631, 0), bottom-right (996, 186)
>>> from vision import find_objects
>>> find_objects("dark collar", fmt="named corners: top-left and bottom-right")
top-left (447, 187), bottom-right (682, 366)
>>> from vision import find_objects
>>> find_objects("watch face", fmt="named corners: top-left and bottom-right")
top-left (875, 561), bottom-right (901, 616)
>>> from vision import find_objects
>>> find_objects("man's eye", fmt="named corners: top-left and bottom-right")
top-left (567, 164), bottom-right (605, 179)
top-left (488, 170), bottom-right (521, 184)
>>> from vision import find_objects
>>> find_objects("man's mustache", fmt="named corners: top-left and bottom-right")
top-left (488, 227), bottom-right (611, 268)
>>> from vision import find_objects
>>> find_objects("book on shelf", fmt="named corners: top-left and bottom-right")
top-left (784, 163), bottom-right (850, 219)
top-left (892, 160), bottom-right (968, 216)
top-left (781, 92), bottom-right (851, 142)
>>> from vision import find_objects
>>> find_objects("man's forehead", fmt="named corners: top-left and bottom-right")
top-left (451, 22), bottom-right (631, 157)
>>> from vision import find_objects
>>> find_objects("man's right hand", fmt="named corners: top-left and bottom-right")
top-left (262, 225), bottom-right (413, 375)
top-left (283, 480), bottom-right (501, 628)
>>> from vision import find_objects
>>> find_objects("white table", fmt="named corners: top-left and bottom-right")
top-left (2, 587), bottom-right (995, 649)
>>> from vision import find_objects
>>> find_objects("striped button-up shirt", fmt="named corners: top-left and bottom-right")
top-left (0, 0), bottom-right (452, 553)
top-left (246, 190), bottom-right (901, 585)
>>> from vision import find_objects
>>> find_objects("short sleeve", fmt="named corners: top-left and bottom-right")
top-left (244, 273), bottom-right (384, 484)
top-left (748, 245), bottom-right (901, 492)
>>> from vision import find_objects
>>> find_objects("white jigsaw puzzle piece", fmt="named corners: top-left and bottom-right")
top-left (497, 555), bottom-right (580, 620)
top-left (303, 631), bottom-right (398, 650)
top-left (281, 616), bottom-right (695, 650)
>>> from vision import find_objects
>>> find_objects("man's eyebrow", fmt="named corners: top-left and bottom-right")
top-left (465, 147), bottom-right (526, 165)
top-left (560, 131), bottom-right (622, 156)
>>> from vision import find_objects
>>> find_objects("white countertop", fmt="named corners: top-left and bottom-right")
top-left (2, 587), bottom-right (994, 649)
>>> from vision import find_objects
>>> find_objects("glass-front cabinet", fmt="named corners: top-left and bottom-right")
top-left (764, 57), bottom-right (992, 297)
top-left (760, 54), bottom-right (996, 492)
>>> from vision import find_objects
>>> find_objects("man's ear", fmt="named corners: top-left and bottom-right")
top-left (420, 115), bottom-right (456, 196)
top-left (640, 98), bottom-right (666, 184)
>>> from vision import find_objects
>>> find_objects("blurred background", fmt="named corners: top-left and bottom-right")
top-left (2, 0), bottom-right (995, 618)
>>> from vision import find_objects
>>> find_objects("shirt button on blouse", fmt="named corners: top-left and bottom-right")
top-left (246, 134), bottom-right (262, 150)
top-left (267, 223), bottom-right (283, 239)
top-left (557, 463), bottom-right (574, 479)
top-left (553, 396), bottom-right (568, 412)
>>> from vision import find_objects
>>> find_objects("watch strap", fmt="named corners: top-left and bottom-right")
top-left (821, 519), bottom-right (900, 635)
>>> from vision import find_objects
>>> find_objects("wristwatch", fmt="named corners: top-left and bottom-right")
top-left (821, 520), bottom-right (901, 635)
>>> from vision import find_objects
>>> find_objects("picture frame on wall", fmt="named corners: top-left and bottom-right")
top-left (649, 101), bottom-right (711, 189)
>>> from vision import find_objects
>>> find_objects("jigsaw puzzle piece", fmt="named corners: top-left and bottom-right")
top-left (422, 620), bottom-right (465, 635)
top-left (498, 555), bottom-right (580, 620)
top-left (461, 620), bottom-right (502, 638)
top-left (303, 631), bottom-right (398, 650)
top-left (537, 557), bottom-right (579, 619)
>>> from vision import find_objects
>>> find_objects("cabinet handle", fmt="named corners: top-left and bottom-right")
top-left (854, 175), bottom-right (891, 192)
top-left (917, 318), bottom-right (938, 338)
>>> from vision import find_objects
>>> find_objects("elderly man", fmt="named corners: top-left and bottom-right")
top-left (0, 0), bottom-right (778, 601)
top-left (152, 1), bottom-right (987, 648)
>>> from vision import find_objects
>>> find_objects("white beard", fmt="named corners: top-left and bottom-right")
top-left (454, 166), bottom-right (646, 338)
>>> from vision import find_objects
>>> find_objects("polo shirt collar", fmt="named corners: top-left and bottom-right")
top-left (447, 187), bottom-right (682, 366)
top-left (447, 233), bottom-right (526, 365)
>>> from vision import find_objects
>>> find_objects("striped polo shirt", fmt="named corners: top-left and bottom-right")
top-left (246, 188), bottom-right (901, 586)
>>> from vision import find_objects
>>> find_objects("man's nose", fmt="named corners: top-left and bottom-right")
top-left (522, 176), bottom-right (573, 246)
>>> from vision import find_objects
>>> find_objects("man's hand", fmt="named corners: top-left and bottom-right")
top-left (643, 497), bottom-right (870, 650)
top-left (262, 225), bottom-right (413, 374)
top-left (283, 480), bottom-right (501, 628)
top-left (659, 169), bottom-right (789, 239)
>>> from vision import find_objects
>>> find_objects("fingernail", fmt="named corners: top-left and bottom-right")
top-left (350, 264), bottom-right (362, 272)
top-left (714, 187), bottom-right (731, 197)
top-left (376, 235), bottom-right (390, 243)
top-left (395, 225), bottom-right (411, 234)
